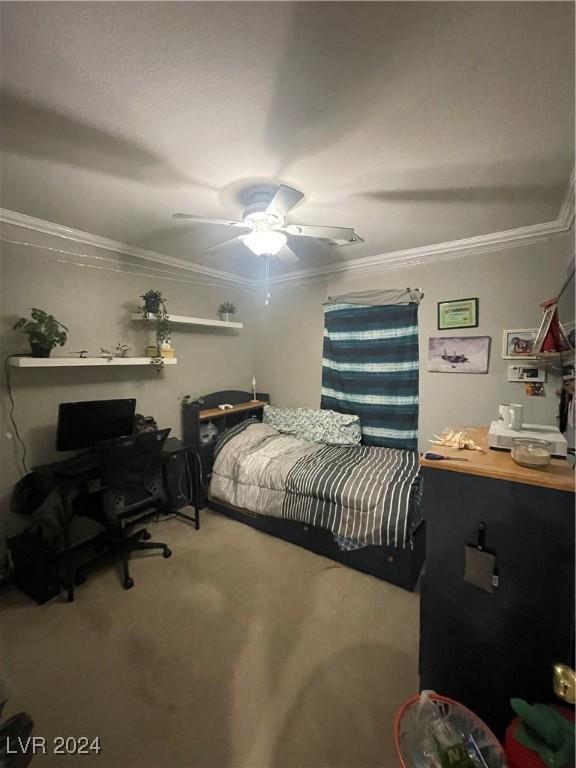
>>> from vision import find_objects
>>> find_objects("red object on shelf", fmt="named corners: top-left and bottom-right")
top-left (542, 309), bottom-right (570, 352)
top-left (537, 300), bottom-right (571, 354)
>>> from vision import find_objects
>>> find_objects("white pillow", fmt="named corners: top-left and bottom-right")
top-left (263, 405), bottom-right (361, 445)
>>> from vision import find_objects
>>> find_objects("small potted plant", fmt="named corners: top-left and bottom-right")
top-left (141, 292), bottom-right (173, 358)
top-left (13, 308), bottom-right (69, 357)
top-left (155, 314), bottom-right (174, 357)
top-left (141, 289), bottom-right (165, 316)
top-left (218, 302), bottom-right (237, 323)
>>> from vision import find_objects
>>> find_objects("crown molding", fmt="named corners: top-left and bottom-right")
top-left (263, 169), bottom-right (576, 286)
top-left (264, 217), bottom-right (571, 286)
top-left (2, 179), bottom-right (574, 292)
top-left (0, 208), bottom-right (253, 289)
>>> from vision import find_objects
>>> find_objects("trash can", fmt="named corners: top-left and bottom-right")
top-left (394, 691), bottom-right (507, 768)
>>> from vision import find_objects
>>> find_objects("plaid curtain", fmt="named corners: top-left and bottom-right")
top-left (320, 302), bottom-right (419, 450)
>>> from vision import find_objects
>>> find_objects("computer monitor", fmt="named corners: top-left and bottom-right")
top-left (56, 399), bottom-right (136, 451)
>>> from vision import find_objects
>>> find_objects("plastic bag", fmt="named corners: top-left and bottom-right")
top-left (402, 691), bottom-right (488, 768)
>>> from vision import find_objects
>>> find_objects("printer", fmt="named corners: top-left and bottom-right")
top-left (488, 420), bottom-right (568, 458)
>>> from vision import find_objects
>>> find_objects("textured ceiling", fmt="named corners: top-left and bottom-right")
top-left (0, 1), bottom-right (574, 279)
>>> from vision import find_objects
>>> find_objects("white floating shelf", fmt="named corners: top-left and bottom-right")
top-left (131, 313), bottom-right (243, 329)
top-left (9, 356), bottom-right (178, 368)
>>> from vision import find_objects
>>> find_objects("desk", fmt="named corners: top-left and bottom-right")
top-left (33, 437), bottom-right (200, 602)
top-left (420, 426), bottom-right (574, 492)
top-left (419, 426), bottom-right (575, 735)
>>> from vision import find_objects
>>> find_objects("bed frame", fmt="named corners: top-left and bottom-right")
top-left (182, 390), bottom-right (425, 592)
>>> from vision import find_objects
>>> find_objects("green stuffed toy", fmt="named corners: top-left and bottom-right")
top-left (510, 698), bottom-right (575, 768)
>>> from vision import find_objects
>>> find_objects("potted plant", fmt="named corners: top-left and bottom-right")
top-left (141, 289), bottom-right (165, 316)
top-left (155, 313), bottom-right (173, 356)
top-left (13, 308), bottom-right (69, 357)
top-left (140, 291), bottom-right (173, 358)
top-left (218, 302), bottom-right (237, 323)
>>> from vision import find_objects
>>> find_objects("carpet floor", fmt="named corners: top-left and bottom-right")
top-left (0, 508), bottom-right (419, 768)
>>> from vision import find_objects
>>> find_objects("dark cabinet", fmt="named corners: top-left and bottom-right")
top-left (419, 467), bottom-right (575, 737)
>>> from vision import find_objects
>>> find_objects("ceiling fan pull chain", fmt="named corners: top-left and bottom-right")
top-left (265, 254), bottom-right (271, 306)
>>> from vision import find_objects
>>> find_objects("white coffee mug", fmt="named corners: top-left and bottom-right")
top-left (498, 404), bottom-right (511, 424)
top-left (507, 403), bottom-right (524, 431)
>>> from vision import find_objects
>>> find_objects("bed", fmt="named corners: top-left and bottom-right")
top-left (182, 391), bottom-right (425, 591)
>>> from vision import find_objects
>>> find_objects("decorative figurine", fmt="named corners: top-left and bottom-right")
top-left (100, 344), bottom-right (131, 360)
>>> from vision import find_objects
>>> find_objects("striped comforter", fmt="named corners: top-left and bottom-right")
top-left (210, 421), bottom-right (422, 550)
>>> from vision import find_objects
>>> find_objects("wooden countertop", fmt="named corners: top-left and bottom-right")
top-left (199, 400), bottom-right (267, 421)
top-left (420, 427), bottom-right (575, 493)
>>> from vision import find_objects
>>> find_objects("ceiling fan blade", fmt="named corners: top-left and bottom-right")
top-left (284, 224), bottom-right (363, 245)
top-left (172, 213), bottom-right (247, 228)
top-left (202, 235), bottom-right (245, 254)
top-left (266, 185), bottom-right (304, 217)
top-left (358, 185), bottom-right (556, 205)
top-left (276, 244), bottom-right (299, 263)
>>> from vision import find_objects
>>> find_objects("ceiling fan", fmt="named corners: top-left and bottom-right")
top-left (172, 184), bottom-right (364, 263)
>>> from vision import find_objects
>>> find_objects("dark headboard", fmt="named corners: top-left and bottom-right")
top-left (181, 390), bottom-right (270, 448)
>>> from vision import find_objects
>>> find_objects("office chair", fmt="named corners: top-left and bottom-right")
top-left (76, 428), bottom-right (172, 590)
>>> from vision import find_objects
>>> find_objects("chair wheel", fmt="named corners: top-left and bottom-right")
top-left (141, 530), bottom-right (152, 541)
top-left (123, 576), bottom-right (134, 590)
top-left (163, 547), bottom-right (172, 558)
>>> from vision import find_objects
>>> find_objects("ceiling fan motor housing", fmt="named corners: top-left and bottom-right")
top-left (172, 182), bottom-right (362, 260)
top-left (243, 188), bottom-right (283, 230)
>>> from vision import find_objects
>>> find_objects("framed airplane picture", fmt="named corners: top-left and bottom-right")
top-left (437, 298), bottom-right (479, 330)
top-left (428, 336), bottom-right (491, 373)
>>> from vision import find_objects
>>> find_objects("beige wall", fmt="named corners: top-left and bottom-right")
top-left (255, 234), bottom-right (574, 448)
top-left (1, 226), bottom-right (573, 566)
top-left (0, 229), bottom-right (257, 558)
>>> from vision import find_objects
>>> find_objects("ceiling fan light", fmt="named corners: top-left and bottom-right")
top-left (244, 230), bottom-right (287, 256)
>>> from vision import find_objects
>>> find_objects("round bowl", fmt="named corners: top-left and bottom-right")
top-left (511, 437), bottom-right (552, 469)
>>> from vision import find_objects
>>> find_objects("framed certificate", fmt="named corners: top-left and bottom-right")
top-left (437, 298), bottom-right (479, 330)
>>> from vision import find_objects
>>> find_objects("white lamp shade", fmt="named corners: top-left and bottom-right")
top-left (243, 230), bottom-right (287, 256)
